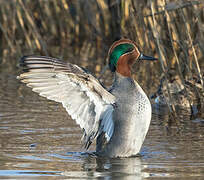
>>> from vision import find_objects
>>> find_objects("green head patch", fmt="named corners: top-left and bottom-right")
top-left (109, 43), bottom-right (135, 72)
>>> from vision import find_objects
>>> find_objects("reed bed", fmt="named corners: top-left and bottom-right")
top-left (0, 0), bottom-right (203, 121)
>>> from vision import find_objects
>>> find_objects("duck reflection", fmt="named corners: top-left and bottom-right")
top-left (82, 155), bottom-right (144, 179)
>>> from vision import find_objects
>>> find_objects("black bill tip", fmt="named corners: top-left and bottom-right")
top-left (139, 53), bottom-right (158, 61)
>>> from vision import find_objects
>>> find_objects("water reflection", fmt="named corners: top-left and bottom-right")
top-left (49, 154), bottom-right (144, 179)
top-left (0, 72), bottom-right (204, 179)
top-left (82, 156), bottom-right (143, 179)
top-left (0, 170), bottom-right (61, 177)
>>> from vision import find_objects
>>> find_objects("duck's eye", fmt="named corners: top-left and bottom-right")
top-left (109, 43), bottom-right (134, 72)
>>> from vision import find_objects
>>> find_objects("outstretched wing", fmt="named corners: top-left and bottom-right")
top-left (18, 56), bottom-right (115, 149)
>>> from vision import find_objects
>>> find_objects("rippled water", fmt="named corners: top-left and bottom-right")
top-left (0, 73), bottom-right (204, 179)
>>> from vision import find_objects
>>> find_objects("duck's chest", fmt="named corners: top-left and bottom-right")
top-left (113, 88), bottom-right (151, 131)
top-left (103, 77), bottom-right (152, 157)
top-left (111, 79), bottom-right (151, 137)
top-left (111, 78), bottom-right (151, 120)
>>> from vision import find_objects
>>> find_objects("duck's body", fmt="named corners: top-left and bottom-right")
top-left (97, 73), bottom-right (151, 157)
top-left (18, 39), bottom-right (157, 157)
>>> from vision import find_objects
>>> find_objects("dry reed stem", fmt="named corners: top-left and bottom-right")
top-left (178, 2), bottom-right (204, 88)
top-left (0, 7), bottom-right (15, 53)
top-left (18, 0), bottom-right (48, 55)
top-left (164, 0), bottom-right (194, 108)
top-left (144, 1), bottom-right (201, 17)
top-left (16, 5), bottom-right (33, 50)
top-left (149, 0), bottom-right (178, 120)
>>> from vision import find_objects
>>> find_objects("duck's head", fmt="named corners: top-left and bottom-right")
top-left (108, 39), bottom-right (157, 77)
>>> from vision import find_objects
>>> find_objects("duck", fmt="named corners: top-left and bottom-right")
top-left (18, 39), bottom-right (157, 157)
top-left (151, 69), bottom-right (204, 115)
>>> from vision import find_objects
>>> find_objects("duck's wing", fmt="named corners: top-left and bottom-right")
top-left (18, 55), bottom-right (115, 149)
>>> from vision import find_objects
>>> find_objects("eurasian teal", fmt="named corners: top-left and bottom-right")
top-left (151, 69), bottom-right (204, 115)
top-left (18, 39), bottom-right (157, 157)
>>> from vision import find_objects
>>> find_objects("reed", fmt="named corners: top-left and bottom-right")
top-left (0, 0), bottom-right (203, 119)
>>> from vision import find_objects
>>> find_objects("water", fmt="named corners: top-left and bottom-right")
top-left (0, 72), bottom-right (204, 179)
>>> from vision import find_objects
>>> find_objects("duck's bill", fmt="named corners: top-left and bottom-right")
top-left (139, 53), bottom-right (158, 61)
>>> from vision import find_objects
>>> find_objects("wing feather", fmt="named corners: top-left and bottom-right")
top-left (18, 55), bottom-right (115, 149)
